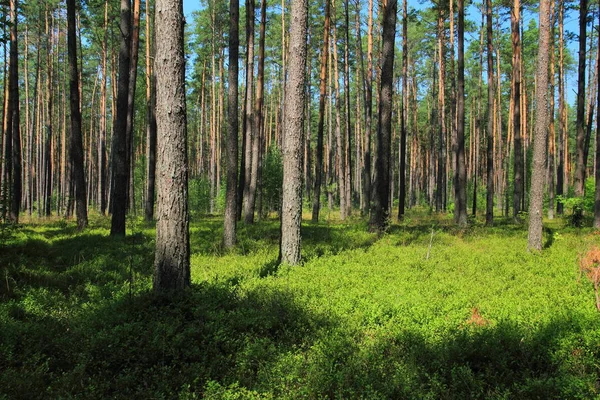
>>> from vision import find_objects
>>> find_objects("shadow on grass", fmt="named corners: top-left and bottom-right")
top-left (2, 278), bottom-right (599, 398)
top-left (2, 220), bottom-right (600, 398)
top-left (0, 232), bottom-right (154, 300)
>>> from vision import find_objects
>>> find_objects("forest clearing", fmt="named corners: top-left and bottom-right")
top-left (1, 211), bottom-right (600, 398)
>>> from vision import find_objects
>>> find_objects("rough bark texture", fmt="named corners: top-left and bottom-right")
top-left (242, 0), bottom-right (255, 224)
top-left (126, 0), bottom-right (141, 211)
top-left (557, 0), bottom-right (565, 215)
top-left (153, 0), bottom-right (190, 291)
top-left (512, 0), bottom-right (523, 221)
top-left (528, 0), bottom-right (551, 252)
top-left (224, 0), bottom-right (239, 248)
top-left (485, 0), bottom-right (494, 226)
top-left (455, 0), bottom-right (468, 227)
top-left (67, 0), bottom-right (88, 230)
top-left (279, 0), bottom-right (308, 266)
top-left (311, 0), bottom-right (330, 223)
top-left (369, 0), bottom-right (397, 232)
top-left (574, 0), bottom-right (587, 196)
top-left (144, 0), bottom-right (157, 221)
top-left (110, 0), bottom-right (131, 236)
top-left (5, 0), bottom-right (21, 223)
top-left (398, 0), bottom-right (407, 220)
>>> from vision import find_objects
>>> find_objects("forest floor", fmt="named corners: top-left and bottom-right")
top-left (1, 209), bottom-right (600, 399)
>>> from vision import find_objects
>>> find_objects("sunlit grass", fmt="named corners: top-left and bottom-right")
top-left (1, 210), bottom-right (599, 398)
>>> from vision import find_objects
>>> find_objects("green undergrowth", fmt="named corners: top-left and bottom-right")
top-left (1, 211), bottom-right (600, 399)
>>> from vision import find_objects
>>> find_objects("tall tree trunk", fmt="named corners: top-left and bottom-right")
top-left (344, 0), bottom-right (352, 217)
top-left (242, 0), bottom-right (256, 223)
top-left (332, 5), bottom-right (347, 220)
top-left (369, 0), bottom-right (396, 232)
top-left (279, 0), bottom-right (308, 265)
top-left (548, 0), bottom-right (556, 219)
top-left (557, 0), bottom-right (565, 215)
top-left (145, 0), bottom-right (157, 221)
top-left (110, 0), bottom-right (132, 236)
top-left (4, 0), bottom-right (21, 223)
top-left (454, 0), bottom-right (467, 226)
top-left (485, 0), bottom-right (494, 225)
top-left (153, 0), bottom-right (190, 291)
top-left (397, 0), bottom-right (407, 220)
top-left (312, 0), bottom-right (330, 223)
top-left (594, 7), bottom-right (600, 228)
top-left (247, 0), bottom-right (266, 224)
top-left (528, 0), bottom-right (551, 251)
top-left (436, 7), bottom-right (446, 213)
top-left (512, 0), bottom-right (523, 221)
top-left (126, 0), bottom-right (141, 212)
top-left (574, 0), bottom-right (588, 196)
top-left (224, 0), bottom-right (239, 248)
top-left (67, 0), bottom-right (88, 230)
top-left (99, 0), bottom-right (108, 215)
top-left (362, 0), bottom-right (374, 215)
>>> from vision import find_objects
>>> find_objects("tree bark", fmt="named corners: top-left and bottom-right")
top-left (528, 0), bottom-right (551, 251)
top-left (224, 0), bottom-right (240, 248)
top-left (110, 0), bottom-right (132, 236)
top-left (485, 0), bottom-right (494, 225)
top-left (126, 0), bottom-right (141, 212)
top-left (153, 0), bottom-right (190, 291)
top-left (242, 0), bottom-right (256, 224)
top-left (4, 0), bottom-right (21, 223)
top-left (574, 0), bottom-right (587, 196)
top-left (454, 0), bottom-right (467, 226)
top-left (67, 0), bottom-right (88, 230)
top-left (312, 0), bottom-right (330, 223)
top-left (398, 0), bottom-right (407, 220)
top-left (369, 0), bottom-right (396, 232)
top-left (279, 0), bottom-right (308, 266)
top-left (145, 0), bottom-right (157, 221)
top-left (557, 0), bottom-right (565, 215)
top-left (512, 0), bottom-right (523, 221)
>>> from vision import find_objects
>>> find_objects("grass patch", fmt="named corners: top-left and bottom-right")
top-left (1, 211), bottom-right (599, 398)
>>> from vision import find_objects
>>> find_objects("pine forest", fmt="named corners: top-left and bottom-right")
top-left (2, 0), bottom-right (600, 397)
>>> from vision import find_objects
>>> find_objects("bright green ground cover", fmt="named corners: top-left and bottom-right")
top-left (1, 211), bottom-right (599, 399)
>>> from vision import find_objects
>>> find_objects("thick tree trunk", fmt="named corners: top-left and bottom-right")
top-left (454, 0), bottom-right (467, 226)
top-left (247, 0), bottom-right (266, 224)
top-left (153, 0), bottom-right (190, 291)
top-left (242, 0), bottom-right (256, 224)
top-left (528, 0), bottom-right (551, 251)
top-left (145, 0), bottom-right (157, 221)
top-left (279, 0), bottom-right (308, 266)
top-left (512, 0), bottom-right (523, 221)
top-left (5, 0), bottom-right (21, 223)
top-left (224, 0), bottom-right (239, 248)
top-left (312, 0), bottom-right (330, 223)
top-left (110, 0), bottom-right (131, 236)
top-left (67, 0), bottom-right (88, 230)
top-left (369, 0), bottom-right (396, 232)
top-left (548, 0), bottom-right (556, 220)
top-left (574, 0), bottom-right (587, 196)
top-left (126, 0), bottom-right (141, 212)
top-left (557, 0), bottom-right (565, 215)
top-left (398, 0), bottom-right (407, 220)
